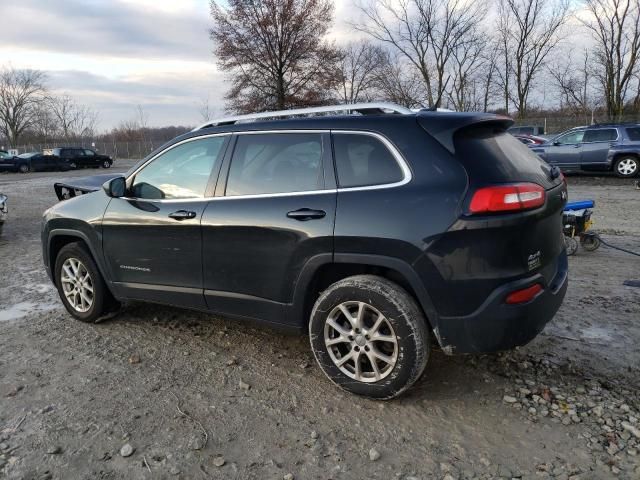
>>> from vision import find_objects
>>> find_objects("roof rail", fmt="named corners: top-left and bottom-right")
top-left (192, 102), bottom-right (413, 131)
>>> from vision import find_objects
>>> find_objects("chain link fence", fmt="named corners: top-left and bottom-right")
top-left (8, 138), bottom-right (174, 159)
top-left (511, 113), bottom-right (640, 135)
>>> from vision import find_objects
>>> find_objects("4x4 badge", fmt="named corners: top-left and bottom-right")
top-left (527, 251), bottom-right (542, 271)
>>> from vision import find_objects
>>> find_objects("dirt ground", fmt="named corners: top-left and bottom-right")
top-left (0, 165), bottom-right (639, 480)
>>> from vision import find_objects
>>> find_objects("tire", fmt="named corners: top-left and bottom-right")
top-left (69, 162), bottom-right (77, 169)
top-left (101, 160), bottom-right (111, 168)
top-left (564, 236), bottom-right (578, 256)
top-left (18, 163), bottom-right (29, 173)
top-left (309, 274), bottom-right (430, 400)
top-left (54, 242), bottom-right (117, 322)
top-left (614, 156), bottom-right (639, 178)
top-left (580, 233), bottom-right (601, 252)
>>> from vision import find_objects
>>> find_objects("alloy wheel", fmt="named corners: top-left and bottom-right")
top-left (60, 257), bottom-right (94, 313)
top-left (617, 158), bottom-right (638, 176)
top-left (324, 301), bottom-right (398, 383)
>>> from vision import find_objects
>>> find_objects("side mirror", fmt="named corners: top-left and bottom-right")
top-left (103, 176), bottom-right (126, 198)
top-left (553, 141), bottom-right (560, 146)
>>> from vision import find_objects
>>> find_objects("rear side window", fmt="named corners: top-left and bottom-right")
top-left (582, 129), bottom-right (617, 142)
top-left (626, 127), bottom-right (640, 141)
top-left (332, 134), bottom-right (403, 188)
top-left (226, 133), bottom-right (323, 196)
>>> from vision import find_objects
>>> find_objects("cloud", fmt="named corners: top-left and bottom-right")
top-left (0, 0), bottom-right (212, 61)
top-left (45, 69), bottom-right (228, 128)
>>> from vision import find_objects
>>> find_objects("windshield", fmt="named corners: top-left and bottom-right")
top-left (18, 153), bottom-right (37, 159)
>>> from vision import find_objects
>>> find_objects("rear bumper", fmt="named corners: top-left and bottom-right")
top-left (435, 250), bottom-right (568, 354)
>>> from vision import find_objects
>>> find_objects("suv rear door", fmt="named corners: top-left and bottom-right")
top-left (102, 134), bottom-right (230, 308)
top-left (580, 128), bottom-right (618, 166)
top-left (201, 131), bottom-right (336, 326)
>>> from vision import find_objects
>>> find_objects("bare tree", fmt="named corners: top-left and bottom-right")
top-left (447, 25), bottom-right (489, 111)
top-left (0, 68), bottom-right (47, 146)
top-left (582, 0), bottom-right (640, 119)
top-left (355, 0), bottom-right (485, 108)
top-left (49, 94), bottom-right (99, 140)
top-left (198, 95), bottom-right (213, 122)
top-left (549, 50), bottom-right (600, 123)
top-left (372, 53), bottom-right (427, 108)
top-left (497, 0), bottom-right (569, 118)
top-left (336, 42), bottom-right (386, 104)
top-left (210, 0), bottom-right (340, 113)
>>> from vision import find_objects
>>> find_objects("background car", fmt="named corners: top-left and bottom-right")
top-left (6, 152), bottom-right (71, 173)
top-left (51, 147), bottom-right (113, 169)
top-left (508, 125), bottom-right (545, 136)
top-left (530, 124), bottom-right (640, 177)
top-left (514, 134), bottom-right (547, 145)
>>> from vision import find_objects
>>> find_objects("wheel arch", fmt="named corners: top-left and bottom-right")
top-left (292, 253), bottom-right (440, 335)
top-left (48, 230), bottom-right (111, 292)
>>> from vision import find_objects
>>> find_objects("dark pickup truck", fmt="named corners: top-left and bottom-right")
top-left (51, 148), bottom-right (114, 169)
top-left (531, 124), bottom-right (640, 177)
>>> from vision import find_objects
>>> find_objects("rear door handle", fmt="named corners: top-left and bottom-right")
top-left (168, 210), bottom-right (197, 220)
top-left (286, 208), bottom-right (326, 221)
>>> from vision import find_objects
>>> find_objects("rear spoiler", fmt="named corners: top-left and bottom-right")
top-left (417, 111), bottom-right (514, 154)
top-left (54, 173), bottom-right (121, 201)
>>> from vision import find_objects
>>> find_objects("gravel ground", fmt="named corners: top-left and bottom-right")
top-left (0, 168), bottom-right (639, 480)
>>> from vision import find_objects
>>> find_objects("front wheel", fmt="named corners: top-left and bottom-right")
top-left (54, 242), bottom-right (117, 322)
top-left (18, 163), bottom-right (29, 173)
top-left (101, 160), bottom-right (111, 168)
top-left (309, 275), bottom-right (430, 400)
top-left (614, 156), bottom-right (639, 178)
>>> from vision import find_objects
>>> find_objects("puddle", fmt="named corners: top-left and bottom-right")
top-left (580, 325), bottom-right (614, 342)
top-left (0, 301), bottom-right (59, 322)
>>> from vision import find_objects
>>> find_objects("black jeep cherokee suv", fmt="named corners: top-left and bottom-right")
top-left (41, 103), bottom-right (568, 399)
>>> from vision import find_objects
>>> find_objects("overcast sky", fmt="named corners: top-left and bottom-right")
top-left (0, 0), bottom-right (360, 130)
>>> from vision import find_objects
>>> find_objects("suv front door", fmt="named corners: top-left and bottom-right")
top-left (545, 130), bottom-right (585, 168)
top-left (102, 134), bottom-right (229, 308)
top-left (580, 128), bottom-right (618, 167)
top-left (201, 132), bottom-right (336, 326)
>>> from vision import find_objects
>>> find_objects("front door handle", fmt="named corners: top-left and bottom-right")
top-left (168, 210), bottom-right (197, 220)
top-left (286, 208), bottom-right (326, 221)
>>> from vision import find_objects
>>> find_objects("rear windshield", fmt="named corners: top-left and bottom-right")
top-left (454, 127), bottom-right (559, 189)
top-left (626, 127), bottom-right (640, 141)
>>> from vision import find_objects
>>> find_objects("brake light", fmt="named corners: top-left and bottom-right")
top-left (505, 284), bottom-right (543, 304)
top-left (469, 183), bottom-right (545, 214)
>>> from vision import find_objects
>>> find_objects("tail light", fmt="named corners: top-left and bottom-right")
top-left (469, 183), bottom-right (545, 214)
top-left (505, 284), bottom-right (543, 304)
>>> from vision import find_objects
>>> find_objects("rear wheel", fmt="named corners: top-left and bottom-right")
top-left (580, 233), bottom-right (601, 252)
top-left (614, 156), bottom-right (638, 177)
top-left (309, 275), bottom-right (429, 400)
top-left (54, 242), bottom-right (117, 322)
top-left (564, 236), bottom-right (579, 256)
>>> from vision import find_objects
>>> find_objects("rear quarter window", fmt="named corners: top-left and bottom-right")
top-left (626, 127), bottom-right (640, 141)
top-left (332, 134), bottom-right (403, 188)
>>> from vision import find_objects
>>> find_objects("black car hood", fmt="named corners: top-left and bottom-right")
top-left (54, 173), bottom-right (121, 201)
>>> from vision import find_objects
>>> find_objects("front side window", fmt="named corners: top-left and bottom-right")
top-left (84, 149), bottom-right (95, 156)
top-left (131, 136), bottom-right (226, 199)
top-left (333, 134), bottom-right (404, 188)
top-left (226, 133), bottom-right (323, 196)
top-left (582, 129), bottom-right (617, 143)
top-left (555, 130), bottom-right (585, 145)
